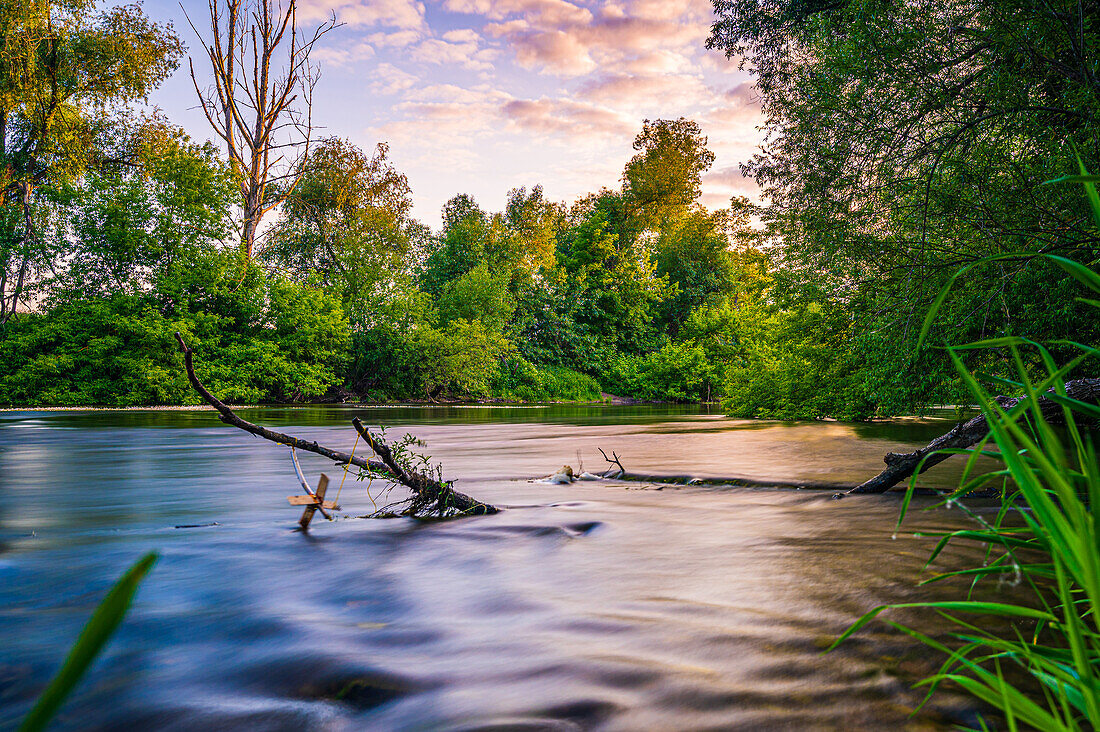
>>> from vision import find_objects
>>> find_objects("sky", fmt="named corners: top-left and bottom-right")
top-left (147, 0), bottom-right (763, 229)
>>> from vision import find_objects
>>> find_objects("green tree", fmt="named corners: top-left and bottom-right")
top-left (707, 0), bottom-right (1100, 412)
top-left (420, 193), bottom-right (491, 294)
top-left (515, 191), bottom-right (667, 371)
top-left (265, 137), bottom-right (415, 322)
top-left (437, 262), bottom-right (515, 331)
top-left (51, 123), bottom-right (236, 299)
top-left (0, 0), bottom-right (182, 324)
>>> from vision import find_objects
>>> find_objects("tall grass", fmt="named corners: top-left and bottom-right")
top-left (829, 173), bottom-right (1100, 730)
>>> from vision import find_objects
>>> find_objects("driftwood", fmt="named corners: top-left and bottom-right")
top-left (587, 379), bottom-right (1098, 497)
top-left (846, 378), bottom-right (1100, 495)
top-left (597, 447), bottom-right (626, 478)
top-left (174, 333), bottom-right (496, 517)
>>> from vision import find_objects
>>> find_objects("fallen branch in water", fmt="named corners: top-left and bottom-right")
top-left (598, 447), bottom-right (626, 478)
top-left (588, 380), bottom-right (1099, 496)
top-left (845, 378), bottom-right (1100, 496)
top-left (174, 332), bottom-right (497, 518)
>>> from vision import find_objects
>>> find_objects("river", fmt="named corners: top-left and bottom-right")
top-left (1, 405), bottom-right (1005, 729)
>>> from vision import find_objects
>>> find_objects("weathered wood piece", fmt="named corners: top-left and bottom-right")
top-left (173, 332), bottom-right (497, 517)
top-left (298, 474), bottom-right (329, 530)
top-left (846, 378), bottom-right (1100, 495)
top-left (287, 495), bottom-right (339, 508)
top-left (288, 446), bottom-right (335, 519)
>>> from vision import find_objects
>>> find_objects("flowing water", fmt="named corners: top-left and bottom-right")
top-left (1, 406), bottom-right (1009, 730)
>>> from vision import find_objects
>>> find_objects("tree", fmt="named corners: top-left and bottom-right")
top-left (53, 123), bottom-right (236, 300)
top-left (187, 0), bottom-right (338, 258)
top-left (707, 0), bottom-right (1100, 411)
top-left (436, 262), bottom-right (515, 331)
top-left (0, 0), bottom-right (182, 324)
top-left (420, 193), bottom-right (491, 294)
top-left (556, 191), bottom-right (668, 358)
top-left (264, 137), bottom-right (414, 320)
top-left (622, 117), bottom-right (715, 226)
top-left (499, 185), bottom-right (560, 278)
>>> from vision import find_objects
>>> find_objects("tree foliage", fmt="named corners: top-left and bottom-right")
top-left (708, 0), bottom-right (1100, 411)
top-left (0, 0), bottom-right (182, 325)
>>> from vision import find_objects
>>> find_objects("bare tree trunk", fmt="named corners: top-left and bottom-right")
top-left (846, 378), bottom-right (1100, 495)
top-left (187, 0), bottom-right (338, 258)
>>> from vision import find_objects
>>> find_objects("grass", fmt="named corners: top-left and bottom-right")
top-left (829, 168), bottom-right (1100, 730)
top-left (20, 552), bottom-right (157, 732)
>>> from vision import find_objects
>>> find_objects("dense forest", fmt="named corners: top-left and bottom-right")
top-left (1, 0), bottom-right (1097, 420)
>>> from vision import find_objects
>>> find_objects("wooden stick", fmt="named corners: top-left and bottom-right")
top-left (289, 447), bottom-right (332, 518)
top-left (299, 474), bottom-right (329, 530)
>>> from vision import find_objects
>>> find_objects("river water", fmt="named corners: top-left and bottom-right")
top-left (1, 406), bottom-right (1006, 730)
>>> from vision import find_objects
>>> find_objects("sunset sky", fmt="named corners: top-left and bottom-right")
top-left (150, 0), bottom-right (763, 228)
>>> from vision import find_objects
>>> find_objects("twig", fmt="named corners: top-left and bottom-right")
top-left (598, 447), bottom-right (626, 478)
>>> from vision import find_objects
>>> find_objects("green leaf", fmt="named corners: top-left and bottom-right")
top-left (19, 552), bottom-right (158, 732)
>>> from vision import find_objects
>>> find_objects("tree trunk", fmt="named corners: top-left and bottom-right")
top-left (846, 378), bottom-right (1100, 495)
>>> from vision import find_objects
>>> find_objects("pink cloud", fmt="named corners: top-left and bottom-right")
top-left (577, 73), bottom-right (709, 108)
top-left (477, 0), bottom-right (708, 77)
top-left (410, 36), bottom-right (498, 71)
top-left (298, 0), bottom-right (427, 29)
top-left (502, 97), bottom-right (633, 137)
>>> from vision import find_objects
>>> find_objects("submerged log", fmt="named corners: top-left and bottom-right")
top-left (846, 378), bottom-right (1100, 495)
top-left (174, 333), bottom-right (497, 517)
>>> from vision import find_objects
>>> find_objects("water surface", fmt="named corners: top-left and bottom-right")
top-left (1, 406), bottom-right (1004, 729)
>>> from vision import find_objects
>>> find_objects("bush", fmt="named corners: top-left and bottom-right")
top-left (722, 303), bottom-right (875, 420)
top-left (0, 262), bottom-right (351, 406)
top-left (492, 356), bottom-right (602, 402)
top-left (404, 318), bottom-right (512, 399)
top-left (605, 340), bottom-right (718, 402)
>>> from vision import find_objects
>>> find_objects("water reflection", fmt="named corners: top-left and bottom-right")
top-left (0, 406), bottom-right (997, 729)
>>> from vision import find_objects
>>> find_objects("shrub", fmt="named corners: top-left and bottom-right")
top-left (492, 356), bottom-right (602, 402)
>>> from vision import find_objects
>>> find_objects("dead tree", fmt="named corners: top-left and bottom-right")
top-left (174, 333), bottom-right (496, 517)
top-left (846, 378), bottom-right (1100, 495)
top-left (186, 0), bottom-right (338, 258)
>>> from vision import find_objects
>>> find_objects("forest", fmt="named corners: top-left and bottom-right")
top-left (0, 0), bottom-right (1097, 420)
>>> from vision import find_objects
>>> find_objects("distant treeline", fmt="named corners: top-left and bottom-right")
top-left (0, 113), bottom-right (769, 407)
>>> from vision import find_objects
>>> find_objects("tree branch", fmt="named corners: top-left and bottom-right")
top-left (173, 332), bottom-right (497, 516)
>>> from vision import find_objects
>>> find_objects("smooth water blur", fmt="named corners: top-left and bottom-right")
top-left (1, 405), bottom-right (1003, 729)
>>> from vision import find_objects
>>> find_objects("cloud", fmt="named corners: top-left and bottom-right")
top-left (410, 35), bottom-right (498, 71)
top-left (488, 27), bottom-right (596, 75)
top-left (502, 97), bottom-right (633, 138)
top-left (298, 0), bottom-right (426, 29)
top-left (445, 0), bottom-right (592, 26)
top-left (406, 83), bottom-right (510, 104)
top-left (577, 72), bottom-right (710, 109)
top-left (365, 30), bottom-right (423, 48)
top-left (477, 0), bottom-right (709, 77)
top-left (310, 41), bottom-right (374, 67)
top-left (723, 82), bottom-right (758, 107)
top-left (704, 165), bottom-right (754, 190)
top-left (369, 62), bottom-right (419, 94)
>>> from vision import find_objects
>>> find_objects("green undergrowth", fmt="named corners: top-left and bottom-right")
top-left (490, 357), bottom-right (603, 402)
